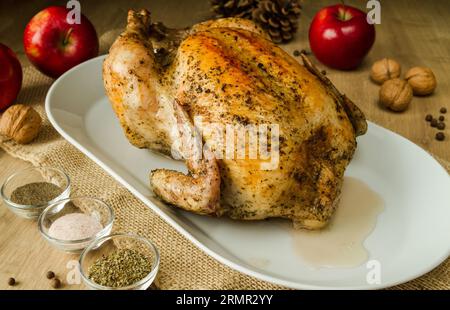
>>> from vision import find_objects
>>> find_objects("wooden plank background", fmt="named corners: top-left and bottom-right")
top-left (0, 0), bottom-right (449, 289)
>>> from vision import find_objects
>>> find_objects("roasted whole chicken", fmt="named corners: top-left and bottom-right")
top-left (103, 9), bottom-right (367, 229)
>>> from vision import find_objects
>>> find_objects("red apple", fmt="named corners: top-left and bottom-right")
top-left (309, 4), bottom-right (375, 70)
top-left (0, 43), bottom-right (23, 111)
top-left (24, 6), bottom-right (99, 78)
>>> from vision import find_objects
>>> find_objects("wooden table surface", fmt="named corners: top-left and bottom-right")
top-left (0, 0), bottom-right (449, 290)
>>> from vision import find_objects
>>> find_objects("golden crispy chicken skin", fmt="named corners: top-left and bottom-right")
top-left (103, 9), bottom-right (367, 229)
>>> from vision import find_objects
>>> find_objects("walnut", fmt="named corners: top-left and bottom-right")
top-left (0, 104), bottom-right (42, 144)
top-left (370, 58), bottom-right (401, 84)
top-left (379, 78), bottom-right (413, 112)
top-left (405, 67), bottom-right (437, 96)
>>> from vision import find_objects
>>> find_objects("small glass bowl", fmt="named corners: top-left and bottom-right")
top-left (1, 167), bottom-right (70, 219)
top-left (79, 234), bottom-right (160, 290)
top-left (38, 197), bottom-right (114, 253)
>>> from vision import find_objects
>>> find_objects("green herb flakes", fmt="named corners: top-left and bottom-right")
top-left (88, 249), bottom-right (152, 287)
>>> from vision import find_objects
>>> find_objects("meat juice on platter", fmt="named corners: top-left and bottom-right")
top-left (292, 177), bottom-right (384, 268)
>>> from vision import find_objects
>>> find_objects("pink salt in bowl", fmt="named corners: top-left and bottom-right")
top-left (38, 197), bottom-right (114, 253)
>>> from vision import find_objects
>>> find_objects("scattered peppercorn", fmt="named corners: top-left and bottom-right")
top-left (46, 271), bottom-right (55, 279)
top-left (441, 107), bottom-right (447, 114)
top-left (300, 49), bottom-right (310, 55)
top-left (321, 70), bottom-right (327, 75)
top-left (425, 114), bottom-right (433, 122)
top-left (8, 277), bottom-right (15, 286)
top-left (439, 116), bottom-right (445, 121)
top-left (50, 278), bottom-right (61, 289)
top-left (431, 119), bottom-right (438, 127)
top-left (435, 132), bottom-right (445, 141)
top-left (437, 122), bottom-right (446, 130)
top-left (293, 50), bottom-right (300, 57)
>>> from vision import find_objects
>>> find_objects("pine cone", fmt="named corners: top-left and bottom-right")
top-left (211, 0), bottom-right (257, 19)
top-left (252, 0), bottom-right (302, 43)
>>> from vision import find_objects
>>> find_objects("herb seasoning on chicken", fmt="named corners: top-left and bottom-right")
top-left (103, 9), bottom-right (367, 229)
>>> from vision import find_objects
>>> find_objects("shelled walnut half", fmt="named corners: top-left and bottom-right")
top-left (0, 104), bottom-right (42, 144)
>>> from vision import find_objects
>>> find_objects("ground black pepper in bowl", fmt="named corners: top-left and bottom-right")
top-left (1, 167), bottom-right (71, 219)
top-left (10, 182), bottom-right (63, 206)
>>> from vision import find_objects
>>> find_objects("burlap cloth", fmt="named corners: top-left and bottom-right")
top-left (1, 62), bottom-right (449, 290)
